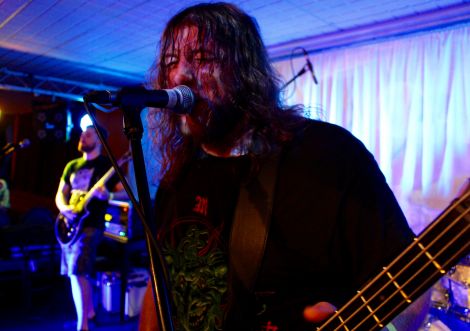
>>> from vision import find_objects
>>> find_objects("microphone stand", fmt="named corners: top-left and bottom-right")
top-left (0, 143), bottom-right (13, 159)
top-left (0, 143), bottom-right (22, 160)
top-left (119, 99), bottom-right (174, 331)
top-left (84, 92), bottom-right (174, 331)
top-left (280, 65), bottom-right (308, 90)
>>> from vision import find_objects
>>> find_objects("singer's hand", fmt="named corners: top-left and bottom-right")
top-left (303, 301), bottom-right (336, 324)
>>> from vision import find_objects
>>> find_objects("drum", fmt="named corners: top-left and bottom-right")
top-left (430, 258), bottom-right (470, 323)
top-left (431, 278), bottom-right (450, 312)
top-left (446, 264), bottom-right (470, 323)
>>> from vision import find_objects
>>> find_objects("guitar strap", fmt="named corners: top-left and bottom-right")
top-left (229, 150), bottom-right (281, 292)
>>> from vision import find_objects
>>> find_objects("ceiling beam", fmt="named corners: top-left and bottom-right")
top-left (0, 67), bottom-right (119, 101)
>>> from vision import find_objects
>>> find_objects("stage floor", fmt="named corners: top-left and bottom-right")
top-left (0, 274), bottom-right (139, 331)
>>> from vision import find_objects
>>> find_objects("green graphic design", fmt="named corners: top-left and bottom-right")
top-left (165, 224), bottom-right (228, 331)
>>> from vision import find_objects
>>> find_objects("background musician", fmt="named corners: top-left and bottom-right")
top-left (55, 125), bottom-right (127, 331)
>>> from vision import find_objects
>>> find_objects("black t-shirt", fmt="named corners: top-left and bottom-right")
top-left (61, 154), bottom-right (119, 229)
top-left (253, 120), bottom-right (414, 330)
top-left (156, 153), bottom-right (250, 331)
top-left (155, 120), bottom-right (415, 331)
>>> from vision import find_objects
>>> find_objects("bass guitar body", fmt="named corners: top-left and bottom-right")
top-left (55, 209), bottom-right (90, 246)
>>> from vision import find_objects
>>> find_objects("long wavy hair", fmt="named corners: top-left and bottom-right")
top-left (148, 2), bottom-right (304, 186)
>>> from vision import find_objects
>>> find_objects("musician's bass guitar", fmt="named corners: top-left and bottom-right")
top-left (316, 189), bottom-right (469, 330)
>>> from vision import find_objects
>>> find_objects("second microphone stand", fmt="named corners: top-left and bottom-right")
top-left (281, 65), bottom-right (309, 90)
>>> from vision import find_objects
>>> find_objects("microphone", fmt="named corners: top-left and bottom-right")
top-left (302, 49), bottom-right (318, 85)
top-left (0, 139), bottom-right (30, 158)
top-left (84, 85), bottom-right (194, 114)
top-left (17, 139), bottom-right (31, 149)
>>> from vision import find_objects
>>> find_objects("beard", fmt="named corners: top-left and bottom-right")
top-left (78, 141), bottom-right (96, 153)
top-left (176, 73), bottom-right (245, 149)
top-left (187, 94), bottom-right (244, 150)
top-left (203, 102), bottom-right (243, 145)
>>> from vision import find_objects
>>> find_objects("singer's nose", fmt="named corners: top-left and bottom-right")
top-left (171, 60), bottom-right (195, 87)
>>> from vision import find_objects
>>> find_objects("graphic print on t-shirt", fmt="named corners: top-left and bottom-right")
top-left (68, 168), bottom-right (94, 205)
top-left (162, 216), bottom-right (228, 331)
top-left (193, 195), bottom-right (208, 216)
top-left (158, 155), bottom-right (247, 330)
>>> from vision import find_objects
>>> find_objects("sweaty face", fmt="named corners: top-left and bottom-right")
top-left (162, 26), bottom-right (243, 146)
top-left (78, 127), bottom-right (100, 153)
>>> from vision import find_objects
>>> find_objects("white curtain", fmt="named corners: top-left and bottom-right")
top-left (273, 25), bottom-right (470, 234)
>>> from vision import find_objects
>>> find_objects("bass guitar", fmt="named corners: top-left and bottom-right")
top-left (54, 152), bottom-right (131, 246)
top-left (316, 189), bottom-right (470, 330)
